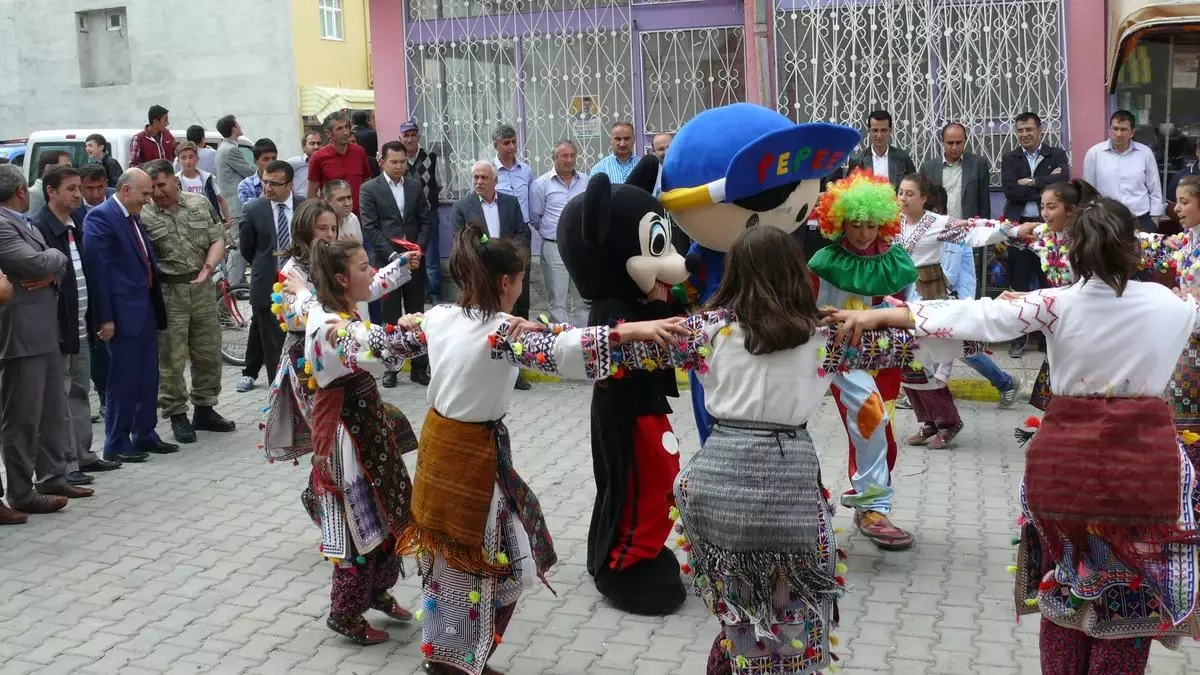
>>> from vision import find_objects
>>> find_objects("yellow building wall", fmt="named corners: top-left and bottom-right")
top-left (292, 0), bottom-right (373, 90)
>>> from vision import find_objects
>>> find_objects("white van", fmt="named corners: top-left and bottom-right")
top-left (22, 129), bottom-right (253, 183)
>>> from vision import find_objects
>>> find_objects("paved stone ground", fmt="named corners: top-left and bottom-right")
top-left (1, 365), bottom-right (1197, 675)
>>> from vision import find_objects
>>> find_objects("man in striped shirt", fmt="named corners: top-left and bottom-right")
top-left (31, 166), bottom-right (122, 482)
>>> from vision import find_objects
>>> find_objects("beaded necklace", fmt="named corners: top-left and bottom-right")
top-left (1170, 232), bottom-right (1199, 287)
top-left (1033, 227), bottom-right (1073, 288)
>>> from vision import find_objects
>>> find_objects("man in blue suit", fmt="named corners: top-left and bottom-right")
top-left (83, 169), bottom-right (177, 462)
top-left (79, 165), bottom-right (115, 419)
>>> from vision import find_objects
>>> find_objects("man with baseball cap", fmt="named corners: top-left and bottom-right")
top-left (399, 120), bottom-right (442, 302)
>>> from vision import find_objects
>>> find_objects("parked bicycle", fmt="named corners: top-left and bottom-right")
top-left (215, 255), bottom-right (251, 367)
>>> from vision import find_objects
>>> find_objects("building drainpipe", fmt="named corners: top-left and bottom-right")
top-left (363, 0), bottom-right (373, 90)
top-left (744, 0), bottom-right (773, 107)
top-left (1064, 0), bottom-right (1107, 173)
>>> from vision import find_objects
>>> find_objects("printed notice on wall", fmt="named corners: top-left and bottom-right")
top-left (569, 95), bottom-right (601, 137)
top-left (570, 118), bottom-right (602, 138)
top-left (1173, 46), bottom-right (1199, 89)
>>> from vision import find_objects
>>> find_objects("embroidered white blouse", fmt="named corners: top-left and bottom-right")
top-left (309, 304), bottom-right (616, 422)
top-left (898, 212), bottom-right (1019, 267)
top-left (908, 280), bottom-right (1200, 397)
top-left (278, 255), bottom-right (412, 332)
top-left (667, 311), bottom-right (971, 427)
top-left (418, 305), bottom-right (606, 422)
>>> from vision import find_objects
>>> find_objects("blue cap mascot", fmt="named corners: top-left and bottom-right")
top-left (660, 103), bottom-right (861, 442)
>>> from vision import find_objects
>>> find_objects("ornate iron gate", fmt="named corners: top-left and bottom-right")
top-left (405, 0), bottom-right (748, 200)
top-left (774, 0), bottom-right (1068, 185)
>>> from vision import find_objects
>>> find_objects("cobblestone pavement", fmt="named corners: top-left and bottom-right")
top-left (1, 366), bottom-right (1197, 675)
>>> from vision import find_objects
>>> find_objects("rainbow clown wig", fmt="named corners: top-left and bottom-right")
top-left (813, 169), bottom-right (902, 241)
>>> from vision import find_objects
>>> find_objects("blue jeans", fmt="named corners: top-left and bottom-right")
top-left (962, 353), bottom-right (1013, 392)
top-left (426, 229), bottom-right (441, 301)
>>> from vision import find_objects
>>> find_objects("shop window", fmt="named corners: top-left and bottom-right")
top-left (932, 0), bottom-right (1067, 184)
top-left (407, 40), bottom-right (520, 200)
top-left (405, 0), bottom-right (635, 201)
top-left (409, 0), bottom-right (623, 21)
top-left (1113, 34), bottom-right (1200, 201)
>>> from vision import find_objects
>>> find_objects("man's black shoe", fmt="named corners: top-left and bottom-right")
top-left (139, 440), bottom-right (180, 455)
top-left (170, 414), bottom-right (197, 444)
top-left (193, 406), bottom-right (236, 432)
top-left (80, 459), bottom-right (121, 472)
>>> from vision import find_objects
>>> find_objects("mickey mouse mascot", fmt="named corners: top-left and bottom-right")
top-left (558, 158), bottom-right (691, 615)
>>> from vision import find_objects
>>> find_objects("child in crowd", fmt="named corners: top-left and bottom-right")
top-left (893, 173), bottom-right (1030, 448)
top-left (312, 222), bottom-right (684, 673)
top-left (1017, 179), bottom-right (1099, 415)
top-left (664, 226), bottom-right (968, 675)
top-left (298, 238), bottom-right (420, 645)
top-left (826, 197), bottom-right (1200, 675)
top-left (265, 200), bottom-right (418, 463)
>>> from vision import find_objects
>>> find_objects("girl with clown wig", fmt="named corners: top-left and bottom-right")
top-left (807, 169), bottom-right (919, 551)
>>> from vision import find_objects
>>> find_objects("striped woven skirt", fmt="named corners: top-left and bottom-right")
top-left (413, 418), bottom-right (555, 675)
top-left (676, 420), bottom-right (844, 675)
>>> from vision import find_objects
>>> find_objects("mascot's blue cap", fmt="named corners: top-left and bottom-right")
top-left (660, 103), bottom-right (861, 212)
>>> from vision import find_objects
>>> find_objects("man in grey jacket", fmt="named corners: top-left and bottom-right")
top-left (0, 165), bottom-right (94, 522)
top-left (214, 114), bottom-right (256, 285)
top-left (919, 122), bottom-right (992, 220)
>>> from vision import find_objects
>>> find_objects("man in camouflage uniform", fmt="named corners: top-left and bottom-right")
top-left (140, 160), bottom-right (237, 443)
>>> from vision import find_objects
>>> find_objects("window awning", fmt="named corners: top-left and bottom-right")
top-left (299, 86), bottom-right (375, 120)
top-left (1109, 0), bottom-right (1200, 91)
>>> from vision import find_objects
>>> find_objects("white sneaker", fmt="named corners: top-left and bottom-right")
top-left (895, 391), bottom-right (912, 409)
top-left (999, 375), bottom-right (1022, 409)
top-left (236, 375), bottom-right (256, 393)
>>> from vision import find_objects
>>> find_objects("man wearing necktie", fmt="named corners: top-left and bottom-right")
top-left (83, 168), bottom-right (176, 464)
top-left (240, 160), bottom-right (301, 382)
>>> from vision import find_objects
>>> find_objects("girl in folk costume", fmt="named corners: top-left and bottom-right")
top-left (806, 169), bottom-right (917, 550)
top-left (1001, 180), bottom-right (1182, 445)
top-left (892, 174), bottom-right (1032, 449)
top-left (664, 227), bottom-right (975, 675)
top-left (333, 223), bottom-right (685, 674)
top-left (1167, 176), bottom-right (1200, 465)
top-left (1012, 179), bottom-right (1099, 419)
top-left (263, 201), bottom-right (419, 464)
top-left (1121, 174), bottom-right (1200, 467)
top-left (293, 238), bottom-right (420, 645)
top-left (827, 198), bottom-right (1200, 675)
